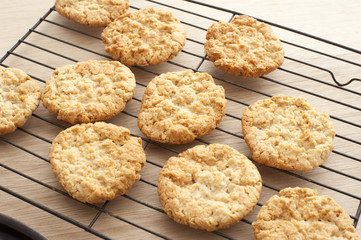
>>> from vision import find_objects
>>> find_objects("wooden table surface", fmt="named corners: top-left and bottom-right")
top-left (1, 1), bottom-right (360, 239)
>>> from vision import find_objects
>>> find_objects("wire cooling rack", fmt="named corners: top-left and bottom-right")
top-left (1, 0), bottom-right (360, 239)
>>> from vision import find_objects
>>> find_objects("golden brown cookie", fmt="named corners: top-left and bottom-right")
top-left (158, 144), bottom-right (262, 231)
top-left (49, 122), bottom-right (146, 204)
top-left (137, 70), bottom-right (226, 144)
top-left (242, 95), bottom-right (335, 171)
top-left (0, 66), bottom-right (40, 135)
top-left (253, 187), bottom-right (359, 240)
top-left (55, 0), bottom-right (129, 27)
top-left (41, 60), bottom-right (135, 124)
top-left (101, 8), bottom-right (186, 66)
top-left (204, 15), bottom-right (284, 78)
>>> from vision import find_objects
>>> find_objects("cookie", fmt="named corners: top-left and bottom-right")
top-left (252, 187), bottom-right (358, 240)
top-left (101, 8), bottom-right (186, 66)
top-left (41, 60), bottom-right (135, 124)
top-left (0, 67), bottom-right (40, 135)
top-left (137, 70), bottom-right (226, 144)
top-left (49, 122), bottom-right (146, 204)
top-left (55, 0), bottom-right (129, 27)
top-left (204, 15), bottom-right (284, 78)
top-left (158, 144), bottom-right (262, 231)
top-left (242, 95), bottom-right (335, 171)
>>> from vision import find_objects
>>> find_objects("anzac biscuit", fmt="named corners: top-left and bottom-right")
top-left (0, 67), bottom-right (40, 135)
top-left (204, 15), bottom-right (284, 78)
top-left (253, 187), bottom-right (359, 240)
top-left (49, 122), bottom-right (146, 204)
top-left (41, 60), bottom-right (135, 124)
top-left (242, 95), bottom-right (335, 171)
top-left (55, 0), bottom-right (129, 27)
top-left (137, 70), bottom-right (226, 144)
top-left (158, 144), bottom-right (262, 231)
top-left (101, 8), bottom-right (186, 66)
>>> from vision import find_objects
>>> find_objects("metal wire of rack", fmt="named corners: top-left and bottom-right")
top-left (1, 0), bottom-right (360, 239)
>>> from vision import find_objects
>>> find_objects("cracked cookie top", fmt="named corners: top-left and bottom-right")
top-left (205, 15), bottom-right (284, 78)
top-left (242, 95), bottom-right (335, 171)
top-left (253, 187), bottom-right (358, 240)
top-left (0, 66), bottom-right (40, 135)
top-left (101, 8), bottom-right (186, 66)
top-left (50, 122), bottom-right (146, 204)
top-left (137, 70), bottom-right (226, 144)
top-left (158, 144), bottom-right (262, 231)
top-left (55, 0), bottom-right (129, 27)
top-left (41, 60), bottom-right (135, 124)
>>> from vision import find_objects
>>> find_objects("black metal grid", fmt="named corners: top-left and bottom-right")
top-left (1, 0), bottom-right (360, 239)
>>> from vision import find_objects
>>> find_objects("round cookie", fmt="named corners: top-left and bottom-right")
top-left (204, 15), bottom-right (284, 78)
top-left (55, 0), bottom-right (129, 27)
top-left (242, 95), bottom-right (335, 171)
top-left (252, 187), bottom-right (359, 240)
top-left (41, 60), bottom-right (135, 124)
top-left (158, 144), bottom-right (262, 231)
top-left (49, 122), bottom-right (146, 204)
top-left (0, 66), bottom-right (40, 135)
top-left (137, 70), bottom-right (226, 144)
top-left (101, 8), bottom-right (186, 66)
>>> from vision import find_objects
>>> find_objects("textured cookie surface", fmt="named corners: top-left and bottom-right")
top-left (55, 0), bottom-right (129, 27)
top-left (204, 15), bottom-right (284, 78)
top-left (253, 187), bottom-right (359, 240)
top-left (158, 144), bottom-right (262, 231)
top-left (242, 95), bottom-right (335, 171)
top-left (138, 70), bottom-right (226, 144)
top-left (50, 122), bottom-right (146, 204)
top-left (41, 60), bottom-right (135, 124)
top-left (101, 8), bottom-right (186, 66)
top-left (0, 67), bottom-right (40, 135)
